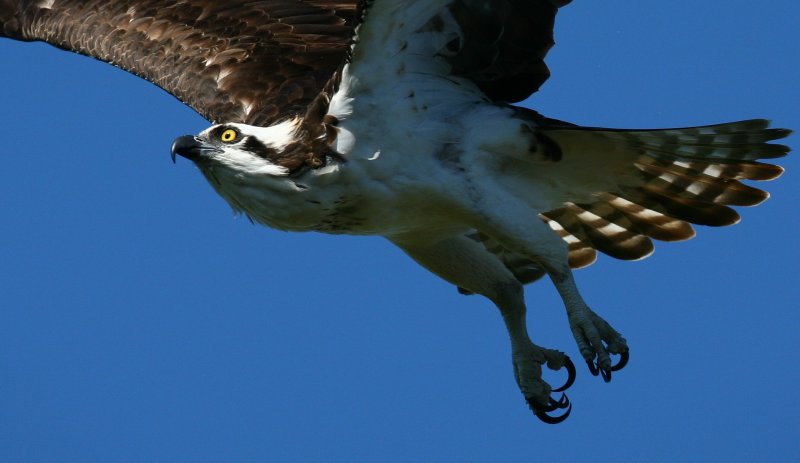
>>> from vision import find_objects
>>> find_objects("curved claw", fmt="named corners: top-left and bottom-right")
top-left (527, 392), bottom-right (568, 413)
top-left (551, 356), bottom-right (576, 393)
top-left (546, 393), bottom-right (570, 412)
top-left (587, 348), bottom-right (629, 381)
top-left (533, 399), bottom-right (572, 425)
top-left (610, 349), bottom-right (629, 372)
top-left (527, 393), bottom-right (572, 424)
top-left (586, 359), bottom-right (599, 376)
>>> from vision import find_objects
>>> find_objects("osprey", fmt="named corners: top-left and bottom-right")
top-left (0, 0), bottom-right (790, 423)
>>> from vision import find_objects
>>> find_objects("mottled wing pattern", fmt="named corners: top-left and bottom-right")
top-left (0, 0), bottom-right (362, 126)
top-left (539, 120), bottom-right (790, 267)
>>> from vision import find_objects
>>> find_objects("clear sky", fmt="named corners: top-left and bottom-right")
top-left (1, 1), bottom-right (798, 462)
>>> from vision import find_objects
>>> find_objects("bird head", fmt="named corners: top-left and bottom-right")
top-left (171, 120), bottom-right (303, 177)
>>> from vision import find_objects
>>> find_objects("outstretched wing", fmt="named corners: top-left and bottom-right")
top-left (0, 0), bottom-right (568, 123)
top-left (0, 0), bottom-right (363, 126)
top-left (463, 120), bottom-right (790, 283)
top-left (537, 120), bottom-right (790, 268)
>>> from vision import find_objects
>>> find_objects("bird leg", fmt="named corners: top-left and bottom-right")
top-left (549, 270), bottom-right (629, 381)
top-left (497, 284), bottom-right (575, 423)
top-left (462, 184), bottom-right (630, 382)
top-left (389, 234), bottom-right (575, 423)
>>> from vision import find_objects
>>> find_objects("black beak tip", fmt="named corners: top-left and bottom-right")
top-left (171, 135), bottom-right (201, 163)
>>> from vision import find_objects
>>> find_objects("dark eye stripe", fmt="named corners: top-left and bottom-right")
top-left (243, 136), bottom-right (276, 160)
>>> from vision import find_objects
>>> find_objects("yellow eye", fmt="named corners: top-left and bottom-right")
top-left (220, 128), bottom-right (238, 143)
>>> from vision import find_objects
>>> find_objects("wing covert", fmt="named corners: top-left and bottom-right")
top-left (0, 0), bottom-right (363, 126)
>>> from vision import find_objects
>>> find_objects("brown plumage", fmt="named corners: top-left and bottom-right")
top-left (0, 0), bottom-right (791, 424)
top-left (0, 0), bottom-right (567, 172)
top-left (443, 0), bottom-right (571, 103)
top-left (0, 0), bottom-right (363, 127)
top-left (0, 1), bottom-right (788, 283)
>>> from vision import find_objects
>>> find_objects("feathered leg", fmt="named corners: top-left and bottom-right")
top-left (390, 234), bottom-right (574, 423)
top-left (463, 179), bottom-right (630, 381)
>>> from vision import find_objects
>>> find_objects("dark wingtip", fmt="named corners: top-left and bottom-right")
top-left (765, 128), bottom-right (793, 142)
top-left (0, 0), bottom-right (23, 39)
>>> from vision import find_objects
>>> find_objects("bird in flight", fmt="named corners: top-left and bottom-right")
top-left (0, 0), bottom-right (790, 423)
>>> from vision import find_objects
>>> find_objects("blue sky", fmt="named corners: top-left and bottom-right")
top-left (1, 1), bottom-right (798, 462)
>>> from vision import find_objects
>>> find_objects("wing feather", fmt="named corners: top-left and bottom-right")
top-left (476, 120), bottom-right (789, 282)
top-left (444, 0), bottom-right (571, 102)
top-left (0, 0), bottom-right (363, 125)
top-left (0, 0), bottom-right (570, 124)
top-left (535, 120), bottom-right (790, 267)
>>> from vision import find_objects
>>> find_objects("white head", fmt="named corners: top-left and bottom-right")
top-left (171, 119), bottom-right (302, 177)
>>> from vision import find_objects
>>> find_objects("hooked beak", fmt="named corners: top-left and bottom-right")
top-left (170, 135), bottom-right (220, 163)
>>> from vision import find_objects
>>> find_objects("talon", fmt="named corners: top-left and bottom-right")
top-left (537, 400), bottom-right (559, 413)
top-left (600, 367), bottom-right (612, 383)
top-left (610, 349), bottom-right (629, 372)
top-left (533, 398), bottom-right (572, 424)
top-left (550, 393), bottom-right (569, 410)
top-left (543, 393), bottom-right (571, 412)
top-left (552, 356), bottom-right (576, 393)
top-left (586, 359), bottom-right (599, 376)
top-left (526, 392), bottom-right (569, 413)
top-left (527, 393), bottom-right (572, 424)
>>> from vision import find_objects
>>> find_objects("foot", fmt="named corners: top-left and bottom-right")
top-left (512, 343), bottom-right (576, 424)
top-left (566, 305), bottom-right (629, 381)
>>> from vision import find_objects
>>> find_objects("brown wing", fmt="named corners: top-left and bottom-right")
top-left (0, 0), bottom-right (363, 126)
top-left (445, 0), bottom-right (572, 103)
